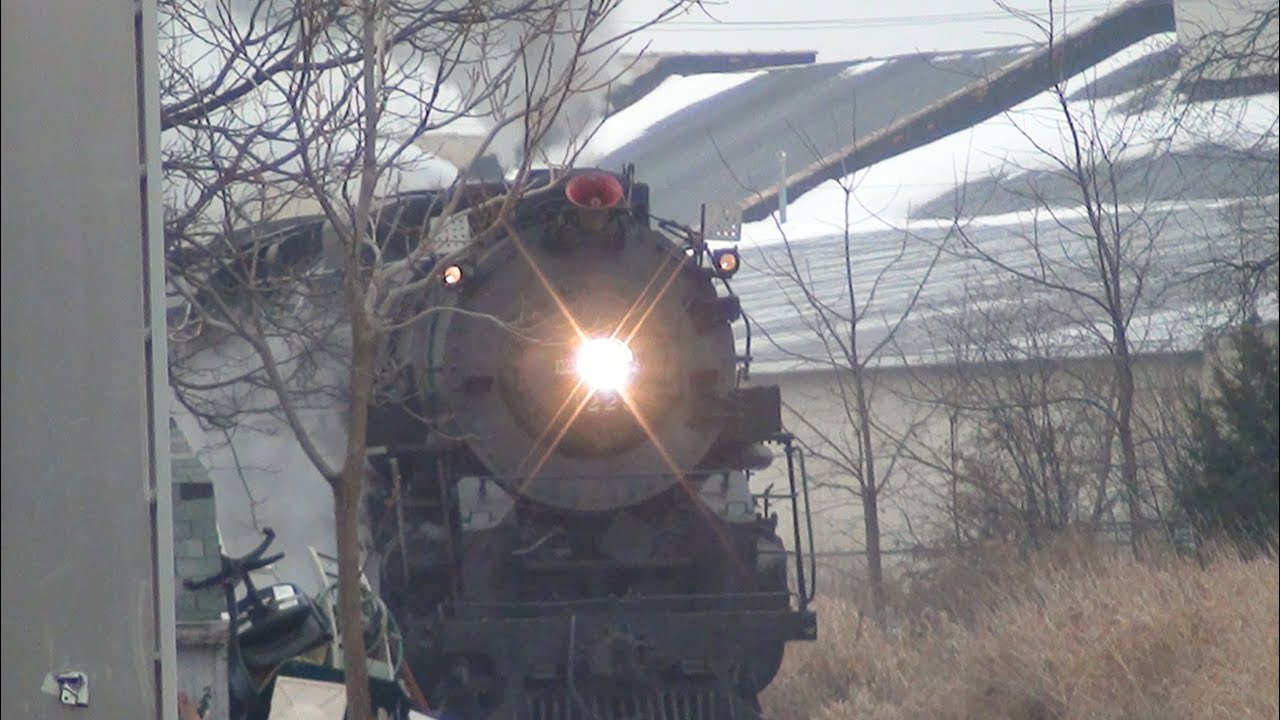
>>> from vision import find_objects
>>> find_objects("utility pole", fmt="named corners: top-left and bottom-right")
top-left (777, 150), bottom-right (788, 224)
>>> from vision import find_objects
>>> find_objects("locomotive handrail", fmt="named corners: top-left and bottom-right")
top-left (795, 443), bottom-right (817, 602)
top-left (653, 216), bottom-right (700, 246)
top-left (737, 301), bottom-right (754, 383)
top-left (774, 433), bottom-right (817, 610)
top-left (781, 437), bottom-right (806, 611)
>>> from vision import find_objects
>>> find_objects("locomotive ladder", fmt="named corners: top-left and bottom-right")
top-left (758, 433), bottom-right (817, 611)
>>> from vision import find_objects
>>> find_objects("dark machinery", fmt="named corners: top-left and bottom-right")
top-left (367, 167), bottom-right (817, 719)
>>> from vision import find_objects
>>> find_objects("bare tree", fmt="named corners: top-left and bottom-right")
top-left (932, 9), bottom-right (1160, 552)
top-left (1173, 1), bottom-right (1279, 326)
top-left (1177, 0), bottom-right (1278, 92)
top-left (924, 1), bottom-right (1278, 552)
top-left (927, 289), bottom-right (1120, 547)
top-left (161, 1), bottom-right (694, 715)
top-left (746, 158), bottom-right (945, 623)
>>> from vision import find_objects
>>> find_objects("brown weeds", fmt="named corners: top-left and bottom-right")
top-left (762, 542), bottom-right (1279, 720)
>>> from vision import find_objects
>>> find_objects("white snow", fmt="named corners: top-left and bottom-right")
top-left (840, 59), bottom-right (891, 78)
top-left (579, 71), bottom-right (766, 161)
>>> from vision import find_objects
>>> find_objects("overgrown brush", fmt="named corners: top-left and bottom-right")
top-left (763, 542), bottom-right (1279, 719)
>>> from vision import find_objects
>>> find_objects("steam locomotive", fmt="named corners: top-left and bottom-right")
top-left (366, 167), bottom-right (816, 719)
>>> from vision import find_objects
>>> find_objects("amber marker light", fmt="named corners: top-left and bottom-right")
top-left (441, 264), bottom-right (465, 287)
top-left (713, 249), bottom-right (740, 277)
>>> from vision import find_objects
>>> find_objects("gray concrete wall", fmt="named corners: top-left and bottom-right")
top-left (749, 352), bottom-right (1203, 564)
top-left (177, 624), bottom-right (230, 720)
top-left (1, 0), bottom-right (171, 717)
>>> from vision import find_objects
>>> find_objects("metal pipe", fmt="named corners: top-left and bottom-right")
top-left (797, 447), bottom-right (817, 602)
top-left (777, 151), bottom-right (788, 224)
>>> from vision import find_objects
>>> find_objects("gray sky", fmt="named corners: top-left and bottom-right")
top-left (617, 0), bottom-right (1124, 61)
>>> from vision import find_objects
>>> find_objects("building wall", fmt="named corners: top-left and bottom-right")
top-left (176, 625), bottom-right (229, 720)
top-left (748, 351), bottom-right (1203, 565)
top-left (1, 0), bottom-right (171, 716)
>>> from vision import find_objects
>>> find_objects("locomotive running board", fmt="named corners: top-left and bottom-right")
top-left (522, 681), bottom-right (729, 720)
top-left (435, 602), bottom-right (817, 667)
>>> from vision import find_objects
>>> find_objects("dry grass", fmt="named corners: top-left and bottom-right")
top-left (763, 542), bottom-right (1279, 719)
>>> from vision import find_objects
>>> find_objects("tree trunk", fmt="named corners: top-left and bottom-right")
top-left (949, 411), bottom-right (962, 546)
top-left (840, 190), bottom-right (887, 626)
top-left (334, 476), bottom-right (373, 720)
top-left (852, 371), bottom-right (886, 626)
top-left (861, 482), bottom-right (886, 625)
top-left (339, 0), bottom-right (380, 712)
top-left (1114, 336), bottom-right (1142, 552)
top-left (336, 321), bottom-right (376, 720)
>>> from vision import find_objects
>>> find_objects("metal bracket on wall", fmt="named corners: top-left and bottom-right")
top-left (41, 671), bottom-right (89, 707)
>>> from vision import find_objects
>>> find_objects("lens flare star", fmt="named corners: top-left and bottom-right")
top-left (574, 337), bottom-right (635, 393)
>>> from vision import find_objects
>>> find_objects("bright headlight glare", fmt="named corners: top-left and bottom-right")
top-left (574, 337), bottom-right (634, 392)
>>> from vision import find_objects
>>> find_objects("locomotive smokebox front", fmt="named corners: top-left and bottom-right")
top-left (403, 171), bottom-right (737, 511)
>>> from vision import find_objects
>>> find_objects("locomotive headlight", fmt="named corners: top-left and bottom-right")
top-left (574, 337), bottom-right (635, 393)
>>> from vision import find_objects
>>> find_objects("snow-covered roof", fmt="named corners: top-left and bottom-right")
top-left (583, 71), bottom-right (767, 160)
top-left (735, 199), bottom-right (1278, 375)
top-left (592, 45), bottom-right (1036, 225)
top-left (732, 34), bottom-right (1279, 374)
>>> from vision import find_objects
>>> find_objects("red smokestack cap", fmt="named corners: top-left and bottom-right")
top-left (565, 171), bottom-right (624, 210)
